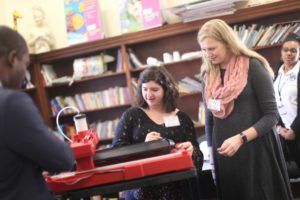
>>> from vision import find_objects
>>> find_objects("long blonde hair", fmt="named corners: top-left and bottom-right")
top-left (197, 19), bottom-right (274, 89)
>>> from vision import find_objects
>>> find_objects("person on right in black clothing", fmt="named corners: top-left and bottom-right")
top-left (274, 33), bottom-right (300, 175)
top-left (198, 19), bottom-right (293, 200)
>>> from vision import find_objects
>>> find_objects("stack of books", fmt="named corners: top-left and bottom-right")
top-left (164, 0), bottom-right (246, 23)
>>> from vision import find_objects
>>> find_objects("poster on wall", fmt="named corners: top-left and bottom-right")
top-left (64, 0), bottom-right (104, 45)
top-left (119, 0), bottom-right (162, 34)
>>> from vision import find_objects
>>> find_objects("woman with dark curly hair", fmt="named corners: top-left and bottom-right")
top-left (112, 66), bottom-right (203, 200)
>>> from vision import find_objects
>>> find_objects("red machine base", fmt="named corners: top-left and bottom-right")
top-left (46, 150), bottom-right (193, 194)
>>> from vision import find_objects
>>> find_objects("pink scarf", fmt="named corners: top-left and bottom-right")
top-left (205, 56), bottom-right (249, 119)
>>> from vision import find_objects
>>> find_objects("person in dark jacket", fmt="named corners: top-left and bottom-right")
top-left (198, 19), bottom-right (293, 200)
top-left (0, 26), bottom-right (74, 200)
top-left (274, 33), bottom-right (300, 175)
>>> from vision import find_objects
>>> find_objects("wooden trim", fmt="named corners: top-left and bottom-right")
top-left (32, 61), bottom-right (52, 127)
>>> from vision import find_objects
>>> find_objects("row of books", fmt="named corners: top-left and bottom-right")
top-left (233, 21), bottom-right (300, 48)
top-left (50, 87), bottom-right (131, 116)
top-left (91, 118), bottom-right (120, 141)
top-left (127, 21), bottom-right (300, 70)
top-left (59, 118), bottom-right (119, 143)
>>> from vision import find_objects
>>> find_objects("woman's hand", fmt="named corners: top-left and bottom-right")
top-left (217, 134), bottom-right (243, 157)
top-left (176, 141), bottom-right (194, 154)
top-left (145, 132), bottom-right (162, 142)
top-left (279, 127), bottom-right (296, 140)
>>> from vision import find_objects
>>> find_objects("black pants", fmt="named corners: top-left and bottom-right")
top-left (280, 136), bottom-right (300, 177)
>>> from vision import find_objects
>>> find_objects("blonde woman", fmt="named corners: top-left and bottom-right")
top-left (198, 19), bottom-right (292, 200)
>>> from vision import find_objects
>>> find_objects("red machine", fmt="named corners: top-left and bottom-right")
top-left (46, 128), bottom-right (194, 194)
top-left (70, 129), bottom-right (99, 171)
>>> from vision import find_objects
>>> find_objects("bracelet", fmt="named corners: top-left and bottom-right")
top-left (239, 132), bottom-right (248, 144)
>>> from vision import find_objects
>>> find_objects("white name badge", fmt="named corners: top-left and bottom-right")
top-left (207, 99), bottom-right (221, 111)
top-left (164, 115), bottom-right (180, 127)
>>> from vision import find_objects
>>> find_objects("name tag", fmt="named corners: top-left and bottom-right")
top-left (164, 115), bottom-right (180, 127)
top-left (207, 99), bottom-right (221, 111)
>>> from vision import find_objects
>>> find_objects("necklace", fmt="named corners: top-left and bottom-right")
top-left (277, 73), bottom-right (289, 101)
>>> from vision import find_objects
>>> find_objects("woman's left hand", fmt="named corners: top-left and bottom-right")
top-left (217, 134), bottom-right (243, 157)
top-left (176, 141), bottom-right (194, 154)
top-left (281, 128), bottom-right (296, 140)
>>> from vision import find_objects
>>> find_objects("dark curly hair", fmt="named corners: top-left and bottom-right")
top-left (283, 33), bottom-right (300, 44)
top-left (136, 66), bottom-right (179, 112)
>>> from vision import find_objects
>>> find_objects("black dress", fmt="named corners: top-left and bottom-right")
top-left (112, 107), bottom-right (203, 200)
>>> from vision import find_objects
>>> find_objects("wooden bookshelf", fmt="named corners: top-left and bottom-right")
top-left (27, 0), bottom-right (300, 144)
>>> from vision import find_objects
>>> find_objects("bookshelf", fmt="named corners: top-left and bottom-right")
top-left (28, 0), bottom-right (300, 144)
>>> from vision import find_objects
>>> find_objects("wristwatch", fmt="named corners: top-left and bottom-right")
top-left (239, 132), bottom-right (248, 144)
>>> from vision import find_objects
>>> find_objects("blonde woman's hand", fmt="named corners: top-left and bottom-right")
top-left (145, 132), bottom-right (162, 142)
top-left (176, 141), bottom-right (194, 154)
top-left (217, 134), bottom-right (243, 157)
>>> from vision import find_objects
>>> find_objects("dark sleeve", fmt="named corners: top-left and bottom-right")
top-left (290, 69), bottom-right (300, 135)
top-left (201, 81), bottom-right (213, 147)
top-left (181, 112), bottom-right (203, 170)
top-left (250, 58), bottom-right (278, 136)
top-left (3, 92), bottom-right (74, 173)
top-left (112, 108), bottom-right (134, 147)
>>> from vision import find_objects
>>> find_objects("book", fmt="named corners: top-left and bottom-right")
top-left (115, 49), bottom-right (123, 72)
top-left (119, 0), bottom-right (162, 34)
top-left (141, 0), bottom-right (162, 29)
top-left (73, 54), bottom-right (114, 80)
top-left (119, 0), bottom-right (144, 34)
top-left (41, 64), bottom-right (72, 86)
top-left (41, 64), bottom-right (57, 85)
top-left (128, 48), bottom-right (145, 68)
top-left (64, 0), bottom-right (104, 45)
